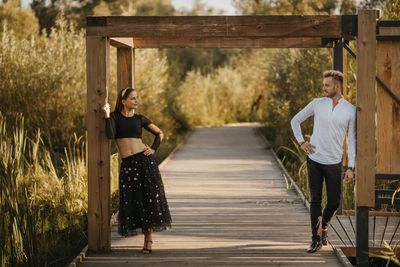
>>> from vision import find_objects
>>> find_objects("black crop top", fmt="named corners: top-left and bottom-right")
top-left (105, 112), bottom-right (162, 151)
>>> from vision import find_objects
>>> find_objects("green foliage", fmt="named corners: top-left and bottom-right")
top-left (361, 0), bottom-right (400, 19)
top-left (0, 2), bottom-right (39, 39)
top-left (232, 0), bottom-right (355, 15)
top-left (0, 113), bottom-right (87, 266)
top-left (175, 49), bottom-right (270, 127)
top-left (0, 15), bottom-right (86, 151)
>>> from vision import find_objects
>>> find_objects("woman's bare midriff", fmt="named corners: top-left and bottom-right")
top-left (116, 138), bottom-right (147, 158)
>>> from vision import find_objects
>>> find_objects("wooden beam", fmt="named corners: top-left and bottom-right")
top-left (379, 27), bottom-right (400, 36)
top-left (131, 37), bottom-right (332, 48)
top-left (356, 10), bottom-right (376, 207)
top-left (356, 10), bottom-right (376, 267)
top-left (87, 15), bottom-right (342, 38)
top-left (86, 36), bottom-right (111, 253)
top-left (117, 48), bottom-right (134, 92)
top-left (110, 37), bottom-right (134, 48)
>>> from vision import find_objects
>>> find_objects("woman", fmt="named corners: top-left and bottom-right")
top-left (102, 87), bottom-right (172, 254)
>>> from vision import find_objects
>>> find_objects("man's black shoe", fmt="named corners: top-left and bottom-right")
top-left (321, 229), bottom-right (328, 246)
top-left (307, 240), bottom-right (322, 253)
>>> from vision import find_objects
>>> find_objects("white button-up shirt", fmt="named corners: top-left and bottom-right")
top-left (290, 97), bottom-right (356, 167)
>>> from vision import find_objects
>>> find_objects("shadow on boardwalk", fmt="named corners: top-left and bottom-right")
top-left (79, 124), bottom-right (342, 267)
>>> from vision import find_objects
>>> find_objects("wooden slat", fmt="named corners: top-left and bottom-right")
top-left (117, 47), bottom-right (134, 92)
top-left (379, 27), bottom-right (400, 36)
top-left (86, 15), bottom-right (342, 38)
top-left (391, 39), bottom-right (400, 173)
top-left (376, 38), bottom-right (400, 174)
top-left (356, 10), bottom-right (377, 207)
top-left (86, 36), bottom-right (111, 253)
top-left (342, 210), bottom-right (400, 217)
top-left (131, 37), bottom-right (331, 48)
top-left (110, 37), bottom-right (134, 48)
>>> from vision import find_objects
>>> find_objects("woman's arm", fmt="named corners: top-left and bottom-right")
top-left (141, 115), bottom-right (163, 154)
top-left (102, 103), bottom-right (116, 139)
top-left (144, 123), bottom-right (164, 152)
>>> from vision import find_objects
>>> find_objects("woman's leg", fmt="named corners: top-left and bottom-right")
top-left (143, 228), bottom-right (153, 253)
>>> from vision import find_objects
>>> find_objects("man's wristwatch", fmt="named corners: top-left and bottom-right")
top-left (298, 141), bottom-right (305, 146)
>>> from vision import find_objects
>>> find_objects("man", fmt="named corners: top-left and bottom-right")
top-left (290, 70), bottom-right (356, 253)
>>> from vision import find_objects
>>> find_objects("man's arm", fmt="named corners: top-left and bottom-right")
top-left (347, 107), bottom-right (356, 168)
top-left (290, 100), bottom-right (316, 144)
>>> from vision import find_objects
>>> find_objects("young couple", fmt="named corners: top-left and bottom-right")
top-left (101, 70), bottom-right (356, 255)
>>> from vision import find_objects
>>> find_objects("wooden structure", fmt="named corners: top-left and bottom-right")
top-left (86, 11), bottom-right (400, 267)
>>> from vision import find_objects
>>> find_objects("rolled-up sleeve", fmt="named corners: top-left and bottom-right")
top-left (290, 100), bottom-right (315, 143)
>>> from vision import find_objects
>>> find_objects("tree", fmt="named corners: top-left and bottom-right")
top-left (0, 1), bottom-right (39, 39)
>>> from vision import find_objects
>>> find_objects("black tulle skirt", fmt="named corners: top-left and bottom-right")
top-left (118, 151), bottom-right (172, 236)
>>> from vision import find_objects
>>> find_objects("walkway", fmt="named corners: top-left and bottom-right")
top-left (79, 124), bottom-right (342, 266)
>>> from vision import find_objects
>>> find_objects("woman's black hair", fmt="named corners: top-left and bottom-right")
top-left (114, 87), bottom-right (136, 113)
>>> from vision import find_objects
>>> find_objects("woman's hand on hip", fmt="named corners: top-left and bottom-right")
top-left (143, 145), bottom-right (155, 156)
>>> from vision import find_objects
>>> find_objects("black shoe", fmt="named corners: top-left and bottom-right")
top-left (307, 240), bottom-right (322, 253)
top-left (321, 229), bottom-right (328, 246)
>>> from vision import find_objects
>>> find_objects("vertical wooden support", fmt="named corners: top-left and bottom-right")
top-left (377, 39), bottom-right (400, 174)
top-left (333, 39), bottom-right (346, 214)
top-left (87, 36), bottom-right (111, 253)
top-left (356, 10), bottom-right (376, 267)
top-left (117, 47), bottom-right (135, 92)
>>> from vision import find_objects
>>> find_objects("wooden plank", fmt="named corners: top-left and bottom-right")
top-left (391, 39), bottom-right (400, 174)
top-left (117, 47), bottom-right (134, 92)
top-left (131, 37), bottom-right (330, 48)
top-left (110, 37), bottom-right (134, 48)
top-left (86, 15), bottom-right (342, 38)
top-left (356, 10), bottom-right (377, 207)
top-left (86, 36), bottom-right (111, 253)
top-left (379, 27), bottom-right (400, 36)
top-left (377, 41), bottom-right (394, 173)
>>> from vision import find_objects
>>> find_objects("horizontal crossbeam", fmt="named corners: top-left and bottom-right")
top-left (87, 16), bottom-right (343, 38)
top-left (131, 37), bottom-right (333, 48)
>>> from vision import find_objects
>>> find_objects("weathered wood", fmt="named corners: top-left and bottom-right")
top-left (131, 37), bottom-right (331, 48)
top-left (356, 10), bottom-right (376, 207)
top-left (110, 37), bottom-right (134, 48)
top-left (86, 16), bottom-right (342, 38)
top-left (86, 36), bottom-right (111, 253)
top-left (117, 47), bottom-right (134, 92)
top-left (379, 27), bottom-right (400, 36)
top-left (376, 38), bottom-right (400, 174)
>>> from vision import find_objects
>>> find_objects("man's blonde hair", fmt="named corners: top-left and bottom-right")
top-left (323, 70), bottom-right (343, 88)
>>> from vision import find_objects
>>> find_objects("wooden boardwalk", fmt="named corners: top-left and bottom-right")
top-left (79, 124), bottom-right (342, 266)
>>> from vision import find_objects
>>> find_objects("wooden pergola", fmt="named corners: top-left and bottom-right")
top-left (86, 11), bottom-right (400, 267)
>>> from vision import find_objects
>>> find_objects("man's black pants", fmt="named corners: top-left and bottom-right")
top-left (307, 157), bottom-right (342, 241)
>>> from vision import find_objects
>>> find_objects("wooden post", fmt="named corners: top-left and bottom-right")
top-left (356, 9), bottom-right (376, 267)
top-left (86, 36), bottom-right (111, 253)
top-left (333, 39), bottom-right (346, 214)
top-left (117, 47), bottom-right (135, 91)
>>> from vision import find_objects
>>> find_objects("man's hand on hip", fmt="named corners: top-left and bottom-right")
top-left (300, 142), bottom-right (316, 155)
